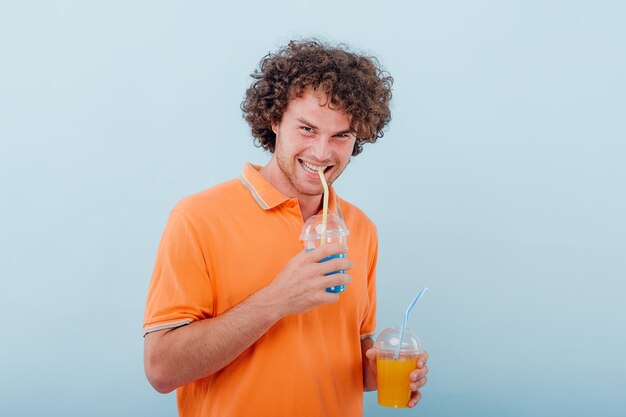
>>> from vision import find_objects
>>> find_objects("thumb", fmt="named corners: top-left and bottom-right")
top-left (365, 348), bottom-right (377, 362)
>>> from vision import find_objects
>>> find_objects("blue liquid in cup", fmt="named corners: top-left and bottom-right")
top-left (306, 250), bottom-right (346, 293)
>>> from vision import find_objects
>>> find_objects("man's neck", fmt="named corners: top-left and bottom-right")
top-left (298, 196), bottom-right (323, 222)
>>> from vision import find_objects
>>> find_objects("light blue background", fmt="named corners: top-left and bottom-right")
top-left (1, 1), bottom-right (624, 416)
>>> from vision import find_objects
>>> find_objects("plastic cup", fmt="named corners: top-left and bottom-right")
top-left (300, 213), bottom-right (349, 293)
top-left (375, 327), bottom-right (421, 408)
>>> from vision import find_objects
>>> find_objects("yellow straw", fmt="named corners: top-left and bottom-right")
top-left (317, 167), bottom-right (329, 246)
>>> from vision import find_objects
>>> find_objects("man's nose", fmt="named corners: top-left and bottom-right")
top-left (310, 137), bottom-right (333, 161)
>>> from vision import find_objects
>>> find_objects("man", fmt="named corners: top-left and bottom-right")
top-left (143, 39), bottom-right (428, 416)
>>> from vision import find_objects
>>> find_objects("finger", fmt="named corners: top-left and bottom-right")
top-left (307, 243), bottom-right (348, 262)
top-left (319, 291), bottom-right (340, 305)
top-left (317, 257), bottom-right (353, 275)
top-left (410, 375), bottom-right (427, 391)
top-left (417, 351), bottom-right (429, 367)
top-left (410, 365), bottom-right (428, 382)
top-left (322, 273), bottom-right (352, 290)
top-left (365, 348), bottom-right (377, 361)
top-left (407, 390), bottom-right (422, 408)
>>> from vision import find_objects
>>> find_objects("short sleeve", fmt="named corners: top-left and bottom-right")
top-left (359, 226), bottom-right (378, 338)
top-left (143, 209), bottom-right (214, 335)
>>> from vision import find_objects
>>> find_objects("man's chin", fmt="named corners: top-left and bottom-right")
top-left (293, 181), bottom-right (325, 197)
top-left (298, 188), bottom-right (325, 197)
top-left (292, 177), bottom-right (325, 195)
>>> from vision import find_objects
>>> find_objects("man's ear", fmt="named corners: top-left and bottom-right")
top-left (271, 122), bottom-right (279, 135)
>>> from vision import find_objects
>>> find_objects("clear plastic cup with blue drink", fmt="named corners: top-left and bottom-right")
top-left (300, 214), bottom-right (350, 293)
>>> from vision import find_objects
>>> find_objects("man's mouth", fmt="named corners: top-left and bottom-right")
top-left (299, 159), bottom-right (333, 175)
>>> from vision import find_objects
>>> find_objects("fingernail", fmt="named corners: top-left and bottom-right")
top-left (418, 360), bottom-right (424, 368)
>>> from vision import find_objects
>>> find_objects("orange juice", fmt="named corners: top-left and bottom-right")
top-left (377, 358), bottom-right (416, 408)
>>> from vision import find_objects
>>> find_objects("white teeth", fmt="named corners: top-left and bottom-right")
top-left (301, 160), bottom-right (328, 174)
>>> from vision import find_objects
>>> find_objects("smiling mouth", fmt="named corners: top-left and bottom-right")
top-left (299, 159), bottom-right (333, 175)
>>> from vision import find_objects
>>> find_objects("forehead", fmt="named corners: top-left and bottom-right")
top-left (283, 90), bottom-right (352, 129)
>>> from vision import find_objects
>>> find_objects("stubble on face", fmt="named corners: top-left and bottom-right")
top-left (262, 90), bottom-right (357, 206)
top-left (274, 144), bottom-right (351, 197)
top-left (273, 98), bottom-right (356, 197)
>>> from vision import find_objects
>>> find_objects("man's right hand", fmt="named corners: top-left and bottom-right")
top-left (268, 243), bottom-right (353, 316)
top-left (145, 243), bottom-right (352, 393)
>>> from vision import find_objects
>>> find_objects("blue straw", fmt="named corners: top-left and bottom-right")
top-left (394, 287), bottom-right (428, 360)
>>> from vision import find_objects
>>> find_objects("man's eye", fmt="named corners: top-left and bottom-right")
top-left (300, 126), bottom-right (314, 134)
top-left (335, 132), bottom-right (353, 139)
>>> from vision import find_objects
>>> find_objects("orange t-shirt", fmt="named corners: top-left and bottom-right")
top-left (144, 163), bottom-right (378, 417)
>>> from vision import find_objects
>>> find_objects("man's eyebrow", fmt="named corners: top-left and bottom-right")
top-left (297, 118), bottom-right (352, 135)
top-left (296, 118), bottom-right (318, 130)
top-left (335, 129), bottom-right (354, 135)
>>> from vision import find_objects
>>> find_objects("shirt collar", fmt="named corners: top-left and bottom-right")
top-left (239, 163), bottom-right (339, 215)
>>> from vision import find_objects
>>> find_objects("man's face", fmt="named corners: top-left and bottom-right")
top-left (271, 91), bottom-right (357, 199)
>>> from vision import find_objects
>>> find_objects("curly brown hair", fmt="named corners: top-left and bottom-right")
top-left (241, 39), bottom-right (393, 156)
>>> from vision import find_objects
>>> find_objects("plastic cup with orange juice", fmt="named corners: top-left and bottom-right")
top-left (374, 327), bottom-right (421, 408)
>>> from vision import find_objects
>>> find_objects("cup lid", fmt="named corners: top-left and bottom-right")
top-left (374, 327), bottom-right (420, 354)
top-left (300, 213), bottom-right (350, 240)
